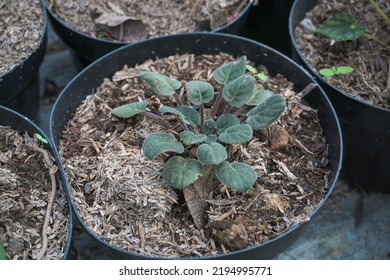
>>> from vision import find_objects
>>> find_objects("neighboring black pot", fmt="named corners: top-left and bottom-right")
top-left (50, 32), bottom-right (342, 260)
top-left (289, 0), bottom-right (390, 193)
top-left (0, 1), bottom-right (47, 121)
top-left (0, 105), bottom-right (73, 260)
top-left (45, 0), bottom-right (253, 70)
top-left (242, 0), bottom-right (295, 57)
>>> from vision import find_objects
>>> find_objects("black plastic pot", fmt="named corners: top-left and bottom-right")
top-left (45, 0), bottom-right (253, 71)
top-left (50, 32), bottom-right (342, 260)
top-left (0, 105), bottom-right (73, 260)
top-left (242, 0), bottom-right (295, 57)
top-left (0, 1), bottom-right (47, 121)
top-left (289, 0), bottom-right (390, 193)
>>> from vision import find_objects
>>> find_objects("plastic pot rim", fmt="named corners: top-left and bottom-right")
top-left (44, 0), bottom-right (253, 46)
top-left (50, 32), bottom-right (343, 260)
top-left (0, 105), bottom-right (73, 260)
top-left (288, 0), bottom-right (390, 114)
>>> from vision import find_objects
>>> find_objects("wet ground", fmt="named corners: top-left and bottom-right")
top-left (35, 22), bottom-right (390, 260)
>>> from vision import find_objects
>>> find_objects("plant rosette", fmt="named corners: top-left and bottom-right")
top-left (56, 50), bottom-right (336, 258)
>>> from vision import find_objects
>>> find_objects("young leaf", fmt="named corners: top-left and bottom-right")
top-left (246, 64), bottom-right (257, 75)
top-left (35, 133), bottom-right (48, 144)
top-left (319, 68), bottom-right (336, 77)
top-left (162, 156), bottom-right (203, 189)
top-left (202, 119), bottom-right (217, 135)
top-left (336, 66), bottom-right (354, 74)
top-left (159, 105), bottom-right (200, 126)
top-left (216, 114), bottom-right (241, 134)
top-left (246, 94), bottom-right (286, 130)
top-left (142, 132), bottom-right (184, 160)
top-left (246, 88), bottom-right (274, 106)
top-left (140, 71), bottom-right (181, 96)
top-left (316, 13), bottom-right (367, 41)
top-left (205, 135), bottom-right (218, 144)
top-left (179, 131), bottom-right (207, 145)
top-left (218, 124), bottom-right (253, 145)
top-left (213, 56), bottom-right (247, 85)
top-left (215, 161), bottom-right (257, 192)
top-left (196, 143), bottom-right (227, 165)
top-left (112, 101), bottom-right (148, 118)
top-left (186, 81), bottom-right (214, 105)
top-left (257, 72), bottom-right (268, 81)
top-left (222, 75), bottom-right (255, 107)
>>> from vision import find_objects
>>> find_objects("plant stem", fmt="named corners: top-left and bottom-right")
top-left (199, 104), bottom-right (205, 126)
top-left (173, 93), bottom-right (183, 106)
top-left (234, 105), bottom-right (246, 117)
top-left (369, 0), bottom-right (390, 27)
top-left (141, 111), bottom-right (171, 128)
top-left (211, 90), bottom-right (223, 119)
top-left (364, 33), bottom-right (390, 49)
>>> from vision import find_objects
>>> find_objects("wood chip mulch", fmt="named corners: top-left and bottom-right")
top-left (0, 127), bottom-right (70, 260)
top-left (0, 0), bottom-right (44, 75)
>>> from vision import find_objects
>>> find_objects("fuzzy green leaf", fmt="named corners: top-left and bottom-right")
top-left (196, 143), bottom-right (227, 165)
top-left (246, 87), bottom-right (274, 106)
top-left (216, 161), bottom-right (257, 192)
top-left (205, 135), bottom-right (218, 144)
top-left (218, 124), bottom-right (253, 145)
top-left (216, 114), bottom-right (241, 134)
top-left (140, 71), bottom-right (181, 96)
top-left (142, 132), bottom-right (184, 160)
top-left (179, 131), bottom-right (207, 145)
top-left (222, 75), bottom-right (255, 107)
top-left (336, 66), bottom-right (354, 74)
top-left (213, 56), bottom-right (247, 85)
top-left (162, 156), bottom-right (203, 189)
top-left (35, 133), bottom-right (48, 144)
top-left (246, 94), bottom-right (286, 130)
top-left (159, 105), bottom-right (200, 126)
top-left (316, 13), bottom-right (367, 41)
top-left (319, 68), bottom-right (336, 77)
top-left (186, 81), bottom-right (214, 105)
top-left (0, 240), bottom-right (5, 260)
top-left (112, 101), bottom-right (148, 118)
top-left (257, 72), bottom-right (269, 81)
top-left (202, 119), bottom-right (217, 135)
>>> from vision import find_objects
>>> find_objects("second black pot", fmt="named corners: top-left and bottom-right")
top-left (45, 0), bottom-right (253, 71)
top-left (50, 32), bottom-right (342, 260)
top-left (289, 0), bottom-right (390, 193)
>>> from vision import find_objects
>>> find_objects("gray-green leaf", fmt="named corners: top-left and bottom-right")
top-left (213, 56), bottom-right (247, 85)
top-left (246, 94), bottom-right (286, 130)
top-left (222, 75), bottom-right (255, 108)
top-left (186, 81), bottom-right (214, 105)
top-left (140, 71), bottom-right (181, 96)
top-left (142, 132), bottom-right (184, 160)
top-left (316, 13), bottom-right (367, 41)
top-left (218, 124), bottom-right (253, 144)
top-left (112, 101), bottom-right (148, 118)
top-left (179, 131), bottom-right (207, 145)
top-left (216, 114), bottom-right (241, 134)
top-left (159, 105), bottom-right (200, 126)
top-left (216, 161), bottom-right (257, 192)
top-left (246, 88), bottom-right (274, 106)
top-left (202, 119), bottom-right (217, 135)
top-left (205, 135), bottom-right (218, 144)
top-left (162, 156), bottom-right (203, 189)
top-left (196, 143), bottom-right (227, 165)
top-left (0, 240), bottom-right (5, 260)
